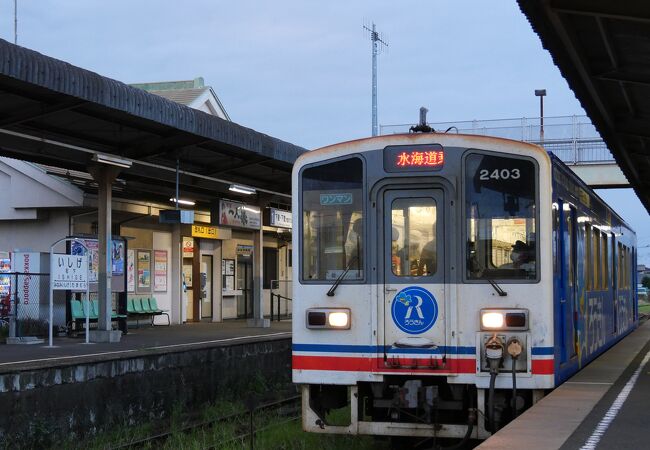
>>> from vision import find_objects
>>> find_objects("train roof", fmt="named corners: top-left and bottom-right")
top-left (297, 133), bottom-right (550, 166)
top-left (296, 132), bottom-right (635, 236)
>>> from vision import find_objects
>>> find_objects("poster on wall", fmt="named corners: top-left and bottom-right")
top-left (154, 250), bottom-right (168, 292)
top-left (0, 254), bottom-right (10, 298)
top-left (126, 249), bottom-right (135, 292)
top-left (71, 239), bottom-right (99, 282)
top-left (222, 259), bottom-right (235, 292)
top-left (112, 241), bottom-right (125, 275)
top-left (137, 250), bottom-right (151, 291)
top-left (218, 200), bottom-right (261, 229)
top-left (182, 237), bottom-right (194, 258)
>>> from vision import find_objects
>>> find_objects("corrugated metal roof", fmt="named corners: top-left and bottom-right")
top-left (518, 1), bottom-right (650, 214)
top-left (0, 38), bottom-right (305, 165)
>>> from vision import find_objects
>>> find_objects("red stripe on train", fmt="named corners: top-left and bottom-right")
top-left (292, 356), bottom-right (477, 374)
top-left (531, 359), bottom-right (554, 374)
top-left (293, 355), bottom-right (555, 375)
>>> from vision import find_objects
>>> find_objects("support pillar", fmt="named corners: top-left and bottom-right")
top-left (248, 225), bottom-right (269, 328)
top-left (171, 223), bottom-right (182, 324)
top-left (87, 164), bottom-right (122, 343)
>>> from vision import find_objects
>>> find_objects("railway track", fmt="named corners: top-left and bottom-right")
top-left (110, 394), bottom-right (301, 450)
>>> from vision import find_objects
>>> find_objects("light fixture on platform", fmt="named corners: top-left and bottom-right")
top-left (169, 198), bottom-right (195, 206)
top-left (229, 184), bottom-right (256, 195)
top-left (92, 153), bottom-right (132, 169)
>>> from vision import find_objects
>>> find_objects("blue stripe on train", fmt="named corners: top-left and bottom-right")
top-left (292, 344), bottom-right (475, 354)
top-left (293, 343), bottom-right (555, 356)
top-left (531, 347), bottom-right (554, 355)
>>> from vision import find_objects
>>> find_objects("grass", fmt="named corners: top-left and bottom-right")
top-left (77, 396), bottom-right (388, 450)
top-left (639, 303), bottom-right (650, 315)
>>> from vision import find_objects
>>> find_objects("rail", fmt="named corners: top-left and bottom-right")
top-left (109, 394), bottom-right (301, 450)
top-left (269, 280), bottom-right (292, 322)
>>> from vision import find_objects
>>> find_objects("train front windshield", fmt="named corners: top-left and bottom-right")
top-left (465, 153), bottom-right (538, 280)
top-left (301, 158), bottom-right (364, 281)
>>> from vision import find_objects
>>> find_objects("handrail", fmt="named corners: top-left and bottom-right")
top-left (270, 292), bottom-right (292, 322)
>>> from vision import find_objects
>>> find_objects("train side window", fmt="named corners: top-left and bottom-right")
top-left (301, 157), bottom-right (364, 282)
top-left (624, 246), bottom-right (630, 289)
top-left (566, 208), bottom-right (574, 287)
top-left (465, 153), bottom-right (537, 281)
top-left (617, 242), bottom-right (623, 288)
top-left (592, 228), bottom-right (600, 290)
top-left (585, 224), bottom-right (592, 290)
top-left (600, 233), bottom-right (609, 290)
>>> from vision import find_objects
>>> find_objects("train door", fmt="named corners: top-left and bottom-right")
top-left (380, 188), bottom-right (446, 370)
top-left (236, 259), bottom-right (253, 318)
top-left (559, 203), bottom-right (578, 364)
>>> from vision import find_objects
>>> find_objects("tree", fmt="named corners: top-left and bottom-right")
top-left (643, 276), bottom-right (650, 290)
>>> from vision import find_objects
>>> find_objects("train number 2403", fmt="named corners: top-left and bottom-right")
top-left (479, 168), bottom-right (521, 180)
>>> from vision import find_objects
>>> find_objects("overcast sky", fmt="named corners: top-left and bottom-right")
top-left (1, 0), bottom-right (648, 263)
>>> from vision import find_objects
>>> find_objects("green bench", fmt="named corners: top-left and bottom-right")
top-left (127, 296), bottom-right (170, 327)
top-left (69, 299), bottom-right (126, 332)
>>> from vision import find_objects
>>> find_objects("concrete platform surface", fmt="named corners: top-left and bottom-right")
top-left (0, 320), bottom-right (291, 373)
top-left (478, 319), bottom-right (650, 450)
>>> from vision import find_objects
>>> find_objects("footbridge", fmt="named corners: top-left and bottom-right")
top-left (380, 115), bottom-right (627, 188)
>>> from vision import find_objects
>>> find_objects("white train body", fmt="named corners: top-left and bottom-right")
top-left (291, 134), bottom-right (636, 440)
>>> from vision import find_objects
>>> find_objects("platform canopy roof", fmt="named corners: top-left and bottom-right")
top-left (518, 1), bottom-right (650, 214)
top-left (0, 39), bottom-right (306, 207)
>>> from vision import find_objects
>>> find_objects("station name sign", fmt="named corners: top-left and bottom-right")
top-left (269, 208), bottom-right (292, 229)
top-left (51, 254), bottom-right (88, 291)
top-left (383, 144), bottom-right (444, 173)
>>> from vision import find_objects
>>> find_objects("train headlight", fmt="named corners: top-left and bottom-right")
top-left (307, 308), bottom-right (351, 329)
top-left (480, 308), bottom-right (529, 331)
top-left (328, 311), bottom-right (349, 328)
top-left (481, 312), bottom-right (504, 329)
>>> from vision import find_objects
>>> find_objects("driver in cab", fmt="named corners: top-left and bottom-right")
top-left (501, 240), bottom-right (535, 271)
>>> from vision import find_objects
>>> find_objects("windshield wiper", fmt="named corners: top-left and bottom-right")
top-left (487, 278), bottom-right (508, 297)
top-left (326, 256), bottom-right (358, 297)
top-left (471, 253), bottom-right (508, 296)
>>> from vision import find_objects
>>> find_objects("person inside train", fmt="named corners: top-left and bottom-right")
top-left (502, 240), bottom-right (535, 271)
top-left (418, 238), bottom-right (437, 276)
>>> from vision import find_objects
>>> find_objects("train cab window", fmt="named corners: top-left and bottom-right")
top-left (391, 198), bottom-right (437, 276)
top-left (465, 153), bottom-right (537, 281)
top-left (301, 157), bottom-right (364, 281)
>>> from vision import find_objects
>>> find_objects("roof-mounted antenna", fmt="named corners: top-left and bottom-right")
top-left (410, 107), bottom-right (435, 133)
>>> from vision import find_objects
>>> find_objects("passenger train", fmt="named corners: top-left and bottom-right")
top-left (291, 132), bottom-right (637, 443)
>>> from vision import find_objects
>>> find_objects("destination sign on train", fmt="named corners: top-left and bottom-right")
top-left (383, 144), bottom-right (444, 172)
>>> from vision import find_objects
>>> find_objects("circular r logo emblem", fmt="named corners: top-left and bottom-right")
top-left (390, 286), bottom-right (438, 334)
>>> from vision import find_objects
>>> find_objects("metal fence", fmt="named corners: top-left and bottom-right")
top-left (0, 272), bottom-right (65, 338)
top-left (269, 280), bottom-right (292, 321)
top-left (380, 115), bottom-right (615, 164)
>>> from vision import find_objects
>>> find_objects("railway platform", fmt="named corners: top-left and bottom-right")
top-left (0, 320), bottom-right (291, 373)
top-left (0, 320), bottom-right (292, 447)
top-left (478, 318), bottom-right (650, 450)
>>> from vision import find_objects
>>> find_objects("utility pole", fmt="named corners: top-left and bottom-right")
top-left (364, 23), bottom-right (388, 136)
top-left (14, 0), bottom-right (18, 44)
top-left (535, 89), bottom-right (546, 144)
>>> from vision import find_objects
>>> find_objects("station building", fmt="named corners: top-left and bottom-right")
top-left (0, 50), bottom-right (302, 331)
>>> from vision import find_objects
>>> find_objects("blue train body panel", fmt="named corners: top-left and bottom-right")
top-left (549, 153), bottom-right (637, 385)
